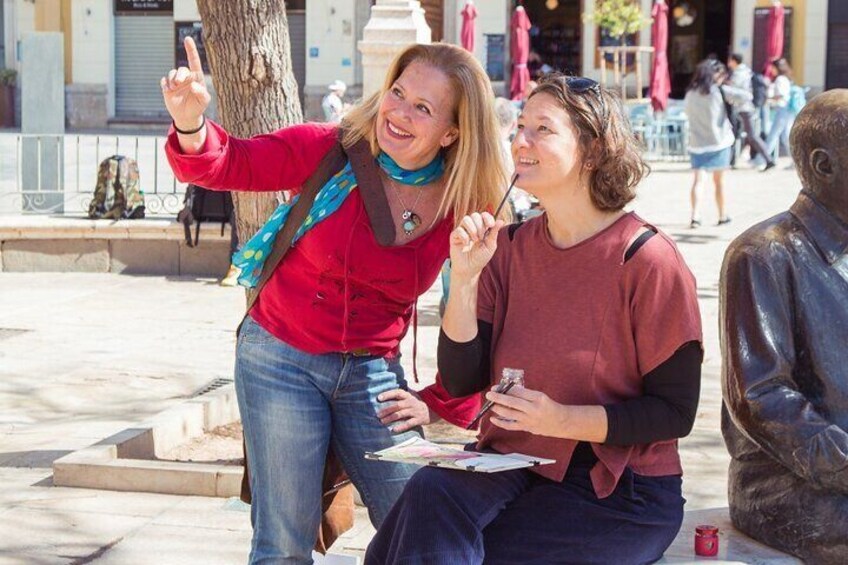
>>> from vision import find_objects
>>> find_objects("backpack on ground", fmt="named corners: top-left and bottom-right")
top-left (176, 184), bottom-right (233, 247)
top-left (788, 85), bottom-right (807, 115)
top-left (751, 73), bottom-right (768, 109)
top-left (88, 155), bottom-right (145, 220)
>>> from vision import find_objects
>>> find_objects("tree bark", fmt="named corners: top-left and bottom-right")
top-left (195, 0), bottom-right (303, 247)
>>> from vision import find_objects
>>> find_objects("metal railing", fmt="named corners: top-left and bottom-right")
top-left (0, 133), bottom-right (186, 216)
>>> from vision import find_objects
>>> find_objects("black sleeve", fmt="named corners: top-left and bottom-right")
top-left (437, 320), bottom-right (493, 398)
top-left (603, 341), bottom-right (702, 446)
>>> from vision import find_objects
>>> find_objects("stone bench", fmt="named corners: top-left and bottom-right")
top-left (658, 507), bottom-right (801, 564)
top-left (0, 215), bottom-right (231, 276)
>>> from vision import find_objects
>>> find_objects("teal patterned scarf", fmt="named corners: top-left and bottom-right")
top-left (234, 151), bottom-right (445, 288)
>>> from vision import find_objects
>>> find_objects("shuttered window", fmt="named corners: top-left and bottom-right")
top-left (115, 15), bottom-right (173, 119)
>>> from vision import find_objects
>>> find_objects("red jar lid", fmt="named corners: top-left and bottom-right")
top-left (696, 525), bottom-right (719, 535)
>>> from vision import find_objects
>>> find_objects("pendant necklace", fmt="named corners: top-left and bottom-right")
top-left (387, 175), bottom-right (424, 236)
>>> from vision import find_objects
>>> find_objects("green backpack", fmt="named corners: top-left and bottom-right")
top-left (88, 155), bottom-right (145, 219)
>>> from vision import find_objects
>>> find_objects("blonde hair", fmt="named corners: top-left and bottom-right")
top-left (342, 43), bottom-right (507, 222)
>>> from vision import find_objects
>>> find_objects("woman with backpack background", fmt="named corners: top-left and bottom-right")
top-left (163, 38), bottom-right (506, 564)
top-left (762, 58), bottom-right (796, 164)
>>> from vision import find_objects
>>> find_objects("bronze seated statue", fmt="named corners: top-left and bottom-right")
top-left (720, 89), bottom-right (848, 564)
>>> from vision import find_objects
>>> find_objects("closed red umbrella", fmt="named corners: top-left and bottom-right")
top-left (763, 2), bottom-right (785, 79)
top-left (649, 0), bottom-right (671, 112)
top-left (510, 6), bottom-right (532, 101)
top-left (460, 1), bottom-right (478, 53)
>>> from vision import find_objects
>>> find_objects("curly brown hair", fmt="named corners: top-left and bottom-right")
top-left (528, 74), bottom-right (648, 211)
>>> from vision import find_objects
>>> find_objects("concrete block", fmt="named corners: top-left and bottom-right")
top-left (215, 468), bottom-right (243, 498)
top-left (198, 389), bottom-right (240, 430)
top-left (65, 83), bottom-right (108, 129)
top-left (149, 402), bottom-right (206, 457)
top-left (57, 459), bottom-right (219, 496)
top-left (110, 239), bottom-right (179, 275)
top-left (1, 239), bottom-right (109, 272)
top-left (179, 239), bottom-right (230, 277)
top-left (658, 507), bottom-right (801, 564)
top-left (107, 427), bottom-right (155, 459)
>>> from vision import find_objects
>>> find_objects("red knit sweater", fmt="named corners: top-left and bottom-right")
top-left (165, 120), bottom-right (482, 426)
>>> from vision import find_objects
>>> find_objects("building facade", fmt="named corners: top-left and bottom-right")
top-left (0, 0), bottom-right (835, 129)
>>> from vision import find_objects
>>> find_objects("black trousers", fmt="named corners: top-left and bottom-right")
top-left (366, 463), bottom-right (684, 565)
top-left (738, 111), bottom-right (773, 164)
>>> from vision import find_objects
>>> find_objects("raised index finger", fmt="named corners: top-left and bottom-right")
top-left (184, 36), bottom-right (204, 76)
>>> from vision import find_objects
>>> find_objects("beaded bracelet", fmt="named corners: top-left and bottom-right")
top-left (173, 115), bottom-right (206, 135)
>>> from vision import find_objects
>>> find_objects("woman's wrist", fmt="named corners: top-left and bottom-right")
top-left (174, 115), bottom-right (206, 135)
top-left (554, 404), bottom-right (608, 443)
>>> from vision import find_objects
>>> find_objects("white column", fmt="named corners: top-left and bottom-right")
top-left (357, 0), bottom-right (431, 98)
top-left (802, 0), bottom-right (828, 92)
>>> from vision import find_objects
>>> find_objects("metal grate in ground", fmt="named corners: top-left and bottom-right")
top-left (188, 377), bottom-right (234, 398)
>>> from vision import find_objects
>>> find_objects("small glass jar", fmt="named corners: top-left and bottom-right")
top-left (694, 524), bottom-right (719, 557)
top-left (499, 367), bottom-right (525, 389)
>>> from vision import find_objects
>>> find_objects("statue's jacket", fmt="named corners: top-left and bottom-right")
top-left (720, 190), bottom-right (848, 563)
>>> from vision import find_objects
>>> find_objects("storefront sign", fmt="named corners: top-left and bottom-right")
top-left (115, 1), bottom-right (173, 14)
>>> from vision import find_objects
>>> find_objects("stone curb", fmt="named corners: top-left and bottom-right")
top-left (53, 385), bottom-right (243, 498)
top-left (0, 215), bottom-right (231, 241)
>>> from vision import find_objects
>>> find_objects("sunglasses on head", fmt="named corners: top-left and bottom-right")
top-left (563, 76), bottom-right (607, 136)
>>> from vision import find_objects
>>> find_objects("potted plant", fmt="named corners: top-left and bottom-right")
top-left (584, 0), bottom-right (651, 47)
top-left (0, 68), bottom-right (17, 128)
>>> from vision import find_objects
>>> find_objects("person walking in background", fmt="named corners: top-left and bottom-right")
top-left (321, 79), bottom-right (347, 123)
top-left (762, 58), bottom-right (795, 163)
top-left (684, 60), bottom-right (743, 228)
top-left (726, 54), bottom-right (776, 171)
top-left (162, 39), bottom-right (506, 564)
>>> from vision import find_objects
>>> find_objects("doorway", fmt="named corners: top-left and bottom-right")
top-left (826, 0), bottom-right (848, 89)
top-left (521, 0), bottom-right (583, 77)
top-left (668, 0), bottom-right (732, 98)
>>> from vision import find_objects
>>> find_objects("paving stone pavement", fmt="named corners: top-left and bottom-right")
top-left (0, 158), bottom-right (804, 563)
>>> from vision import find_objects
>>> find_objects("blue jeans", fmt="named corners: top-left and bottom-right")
top-left (236, 316), bottom-right (422, 564)
top-left (764, 106), bottom-right (794, 160)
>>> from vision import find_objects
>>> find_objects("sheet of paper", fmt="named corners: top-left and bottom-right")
top-left (365, 437), bottom-right (555, 473)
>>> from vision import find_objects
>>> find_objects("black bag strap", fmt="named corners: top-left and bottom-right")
top-left (624, 227), bottom-right (658, 263)
top-left (241, 137), bottom-right (348, 320)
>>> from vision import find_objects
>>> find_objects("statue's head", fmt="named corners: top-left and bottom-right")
top-left (790, 89), bottom-right (848, 225)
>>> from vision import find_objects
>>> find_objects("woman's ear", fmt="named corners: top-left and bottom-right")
top-left (441, 126), bottom-right (459, 148)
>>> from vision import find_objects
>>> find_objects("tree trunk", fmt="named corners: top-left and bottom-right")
top-left (195, 0), bottom-right (303, 249)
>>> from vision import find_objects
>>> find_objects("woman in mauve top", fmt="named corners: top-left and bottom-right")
top-left (162, 40), bottom-right (506, 564)
top-left (368, 75), bottom-right (703, 564)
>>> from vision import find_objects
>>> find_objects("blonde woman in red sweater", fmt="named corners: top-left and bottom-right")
top-left (164, 39), bottom-right (506, 564)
